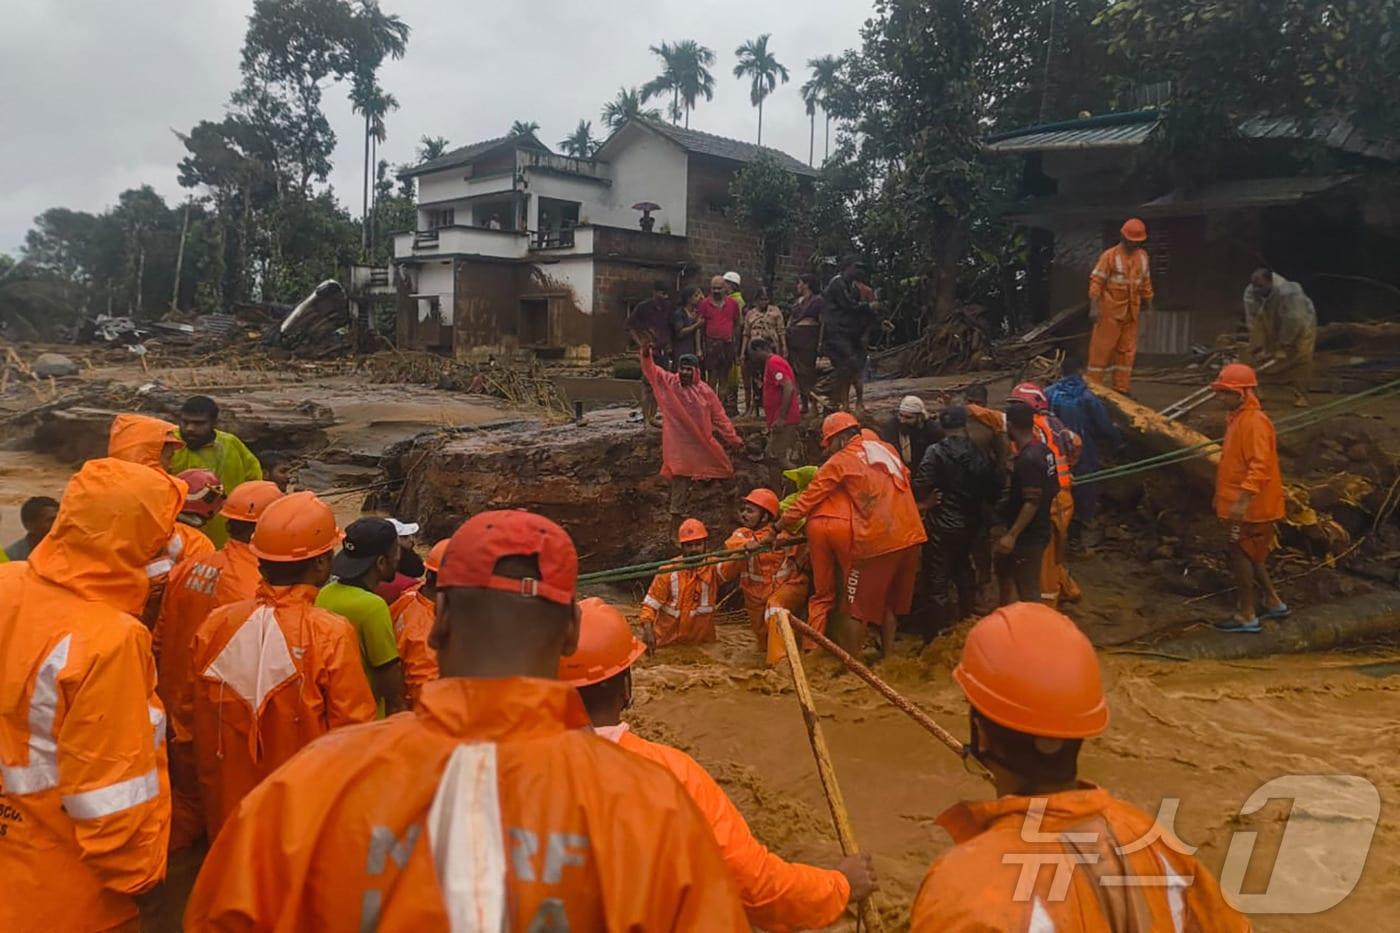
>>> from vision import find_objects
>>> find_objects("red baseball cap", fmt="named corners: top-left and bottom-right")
top-left (437, 509), bottom-right (578, 605)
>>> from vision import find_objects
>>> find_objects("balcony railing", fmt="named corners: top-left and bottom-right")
top-left (517, 149), bottom-right (612, 182)
top-left (394, 225), bottom-right (529, 261)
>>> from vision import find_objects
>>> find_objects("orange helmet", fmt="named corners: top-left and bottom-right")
top-left (424, 538), bottom-right (451, 574)
top-left (1120, 217), bottom-right (1147, 242)
top-left (821, 411), bottom-right (859, 447)
top-left (954, 603), bottom-right (1109, 739)
top-left (677, 518), bottom-right (709, 543)
top-left (742, 488), bottom-right (780, 518)
top-left (1211, 362), bottom-right (1258, 393)
top-left (250, 491), bottom-right (342, 562)
top-left (1007, 382), bottom-right (1048, 412)
top-left (177, 469), bottom-right (226, 519)
top-left (220, 480), bottom-right (284, 522)
top-left (558, 597), bottom-right (647, 687)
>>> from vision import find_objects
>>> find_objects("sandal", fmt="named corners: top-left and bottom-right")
top-left (1214, 617), bottom-right (1262, 634)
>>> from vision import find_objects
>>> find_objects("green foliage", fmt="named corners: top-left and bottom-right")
top-left (558, 120), bottom-right (600, 157)
top-left (0, 256), bottom-right (86, 341)
top-left (733, 34), bottom-right (790, 144)
top-left (601, 87), bottom-right (662, 132)
top-left (510, 120), bottom-right (541, 137)
top-left (641, 40), bottom-right (717, 128)
top-left (729, 153), bottom-right (800, 284)
top-left (417, 135), bottom-right (451, 160)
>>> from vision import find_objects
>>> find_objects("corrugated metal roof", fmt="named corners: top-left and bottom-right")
top-left (985, 120), bottom-right (1156, 153)
top-left (1139, 175), bottom-right (1358, 213)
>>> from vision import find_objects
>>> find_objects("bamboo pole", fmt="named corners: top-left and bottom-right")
top-left (785, 614), bottom-right (995, 785)
top-left (773, 610), bottom-right (885, 933)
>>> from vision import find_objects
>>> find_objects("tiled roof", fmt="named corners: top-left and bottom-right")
top-left (400, 132), bottom-right (548, 178)
top-left (637, 119), bottom-right (818, 177)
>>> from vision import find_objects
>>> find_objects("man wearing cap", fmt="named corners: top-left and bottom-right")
top-left (640, 344), bottom-right (744, 522)
top-left (880, 395), bottom-right (945, 471)
top-left (1212, 363), bottom-right (1288, 633)
top-left (187, 492), bottom-right (376, 839)
top-left (155, 479), bottom-right (284, 849)
top-left (910, 604), bottom-right (1250, 930)
top-left (914, 407), bottom-right (1001, 637)
top-left (725, 489), bottom-right (809, 666)
top-left (377, 518), bottom-right (424, 604)
top-left (640, 518), bottom-right (740, 651)
top-left (782, 412), bottom-right (926, 659)
top-left (315, 517), bottom-right (408, 716)
top-left (186, 509), bottom-right (749, 930)
top-left (388, 538), bottom-right (449, 706)
top-left (1087, 218), bottom-right (1154, 394)
top-left (564, 597), bottom-right (877, 929)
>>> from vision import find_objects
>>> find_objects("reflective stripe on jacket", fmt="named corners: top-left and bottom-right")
top-left (184, 678), bottom-right (749, 930)
top-left (0, 458), bottom-right (183, 931)
top-left (640, 560), bottom-right (738, 647)
top-left (724, 525), bottom-right (807, 603)
top-left (1088, 245), bottom-right (1154, 320)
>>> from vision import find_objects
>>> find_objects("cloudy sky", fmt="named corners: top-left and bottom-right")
top-left (0, 0), bottom-right (875, 254)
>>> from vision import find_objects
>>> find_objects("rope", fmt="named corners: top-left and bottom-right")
top-left (576, 537), bottom-right (805, 586)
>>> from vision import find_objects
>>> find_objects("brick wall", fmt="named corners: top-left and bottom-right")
top-left (683, 155), bottom-right (815, 297)
top-left (591, 260), bottom-right (681, 358)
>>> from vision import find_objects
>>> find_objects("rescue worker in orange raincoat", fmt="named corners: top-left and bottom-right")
top-left (725, 488), bottom-right (810, 666)
top-left (1212, 363), bottom-right (1288, 633)
top-left (186, 509), bottom-right (749, 930)
top-left (108, 413), bottom-right (216, 613)
top-left (388, 537), bottom-right (448, 705)
top-left (911, 603), bottom-right (1252, 931)
top-left (184, 491), bottom-right (375, 839)
top-left (154, 479), bottom-right (284, 849)
top-left (564, 596), bottom-right (878, 930)
top-left (1087, 218), bottom-right (1155, 394)
top-left (1008, 382), bottom-right (1083, 606)
top-left (640, 517), bottom-right (740, 650)
top-left (0, 458), bottom-right (182, 932)
top-left (781, 412), bottom-right (927, 658)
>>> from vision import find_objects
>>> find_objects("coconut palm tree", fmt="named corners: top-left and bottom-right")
top-left (805, 55), bottom-right (841, 163)
top-left (642, 39), bottom-right (716, 129)
top-left (558, 120), bottom-right (599, 158)
top-left (733, 34), bottom-right (789, 145)
top-left (601, 86), bottom-right (662, 132)
top-left (510, 120), bottom-right (541, 137)
top-left (417, 135), bottom-right (451, 161)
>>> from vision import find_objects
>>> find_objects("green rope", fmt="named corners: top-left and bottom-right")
top-left (577, 538), bottom-right (802, 586)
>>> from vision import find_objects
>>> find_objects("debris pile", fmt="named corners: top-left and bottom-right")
top-left (360, 351), bottom-right (571, 415)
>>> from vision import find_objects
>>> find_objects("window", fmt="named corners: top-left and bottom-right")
top-left (426, 207), bottom-right (455, 229)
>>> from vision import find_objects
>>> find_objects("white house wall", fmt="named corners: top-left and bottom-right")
top-left (604, 133), bottom-right (688, 235)
top-left (534, 257), bottom-right (594, 316)
top-left (416, 168), bottom-right (514, 206)
top-left (414, 260), bottom-right (456, 325)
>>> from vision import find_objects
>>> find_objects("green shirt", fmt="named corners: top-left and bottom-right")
top-left (315, 580), bottom-right (400, 718)
top-left (170, 429), bottom-right (264, 548)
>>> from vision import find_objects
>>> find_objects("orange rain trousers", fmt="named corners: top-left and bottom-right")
top-left (615, 727), bottom-right (849, 931)
top-left (185, 678), bottom-right (748, 930)
top-left (911, 785), bottom-right (1251, 932)
top-left (186, 583), bottom-right (376, 839)
top-left (725, 525), bottom-right (811, 665)
top-left (1087, 244), bottom-right (1154, 394)
top-left (1039, 489), bottom-right (1081, 606)
top-left (0, 458), bottom-right (182, 932)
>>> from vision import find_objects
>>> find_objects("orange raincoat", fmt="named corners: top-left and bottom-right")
top-left (911, 785), bottom-right (1250, 931)
top-left (389, 585), bottom-right (440, 706)
top-left (185, 678), bottom-right (748, 930)
top-left (186, 582), bottom-right (376, 838)
top-left (604, 723), bottom-right (848, 931)
top-left (1087, 244), bottom-right (1154, 393)
top-left (640, 557), bottom-right (740, 647)
top-left (0, 458), bottom-right (180, 932)
top-left (153, 537), bottom-right (262, 848)
top-left (725, 525), bottom-right (810, 666)
top-left (1215, 393), bottom-right (1285, 522)
top-left (642, 348), bottom-right (742, 479)
top-left (782, 430), bottom-right (927, 561)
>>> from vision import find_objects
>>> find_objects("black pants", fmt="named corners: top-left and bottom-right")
top-left (996, 540), bottom-right (1046, 604)
top-left (923, 527), bottom-right (979, 633)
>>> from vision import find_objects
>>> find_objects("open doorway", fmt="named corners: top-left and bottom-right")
top-left (519, 298), bottom-right (551, 347)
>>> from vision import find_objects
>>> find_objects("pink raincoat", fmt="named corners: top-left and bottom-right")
top-left (642, 351), bottom-right (742, 480)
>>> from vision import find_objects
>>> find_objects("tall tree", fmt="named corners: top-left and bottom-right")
top-left (417, 135), bottom-right (451, 160)
top-left (728, 153), bottom-right (799, 285)
top-left (346, 0), bottom-right (410, 254)
top-left (642, 39), bottom-right (716, 128)
top-left (558, 120), bottom-right (599, 157)
top-left (601, 86), bottom-right (662, 131)
top-left (510, 120), bottom-right (541, 137)
top-left (804, 55), bottom-right (841, 163)
top-left (733, 34), bottom-right (790, 145)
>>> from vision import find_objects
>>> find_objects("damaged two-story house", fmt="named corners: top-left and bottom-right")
top-left (391, 119), bottom-right (817, 362)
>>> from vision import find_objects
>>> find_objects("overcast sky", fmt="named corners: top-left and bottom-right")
top-left (0, 0), bottom-right (874, 254)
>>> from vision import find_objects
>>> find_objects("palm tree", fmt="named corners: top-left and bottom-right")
top-left (351, 82), bottom-right (399, 252)
top-left (733, 34), bottom-right (789, 145)
top-left (601, 86), bottom-right (662, 132)
top-left (641, 39), bottom-right (716, 129)
top-left (799, 71), bottom-right (820, 166)
top-left (558, 120), bottom-right (599, 158)
top-left (805, 55), bottom-right (841, 163)
top-left (510, 120), bottom-right (541, 137)
top-left (417, 135), bottom-right (451, 161)
top-left (345, 2), bottom-right (410, 253)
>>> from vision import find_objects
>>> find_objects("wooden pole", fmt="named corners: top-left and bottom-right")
top-left (786, 614), bottom-right (995, 785)
top-left (773, 610), bottom-right (885, 933)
